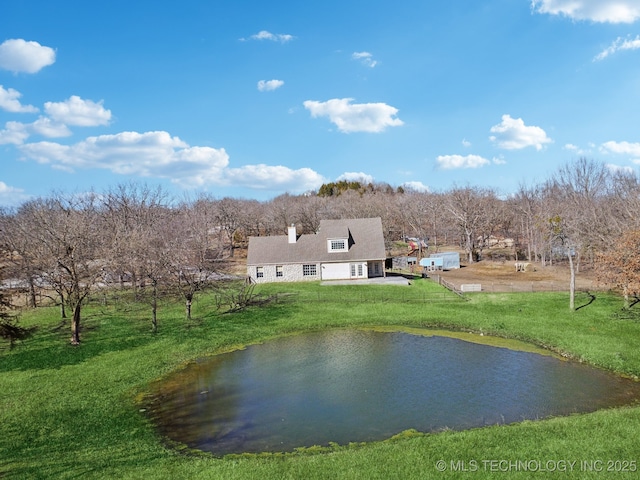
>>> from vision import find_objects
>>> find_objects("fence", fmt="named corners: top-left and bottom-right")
top-left (431, 275), bottom-right (595, 294)
top-left (431, 274), bottom-right (465, 298)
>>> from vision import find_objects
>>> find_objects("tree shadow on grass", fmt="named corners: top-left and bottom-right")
top-left (575, 291), bottom-right (596, 311)
top-left (0, 320), bottom-right (157, 373)
top-left (0, 292), bottom-right (305, 374)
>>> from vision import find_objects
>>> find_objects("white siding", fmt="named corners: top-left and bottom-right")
top-left (248, 259), bottom-right (385, 284)
top-left (247, 263), bottom-right (320, 283)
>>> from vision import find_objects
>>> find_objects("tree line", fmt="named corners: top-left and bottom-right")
top-left (1, 158), bottom-right (640, 345)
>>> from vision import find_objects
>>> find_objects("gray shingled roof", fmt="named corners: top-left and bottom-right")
top-left (247, 217), bottom-right (386, 266)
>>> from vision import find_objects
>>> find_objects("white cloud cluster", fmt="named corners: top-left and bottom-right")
top-left (600, 140), bottom-right (640, 156)
top-left (224, 164), bottom-right (325, 191)
top-left (531, 0), bottom-right (640, 24)
top-left (0, 39), bottom-right (56, 73)
top-left (606, 163), bottom-right (635, 173)
top-left (257, 79), bottom-right (284, 92)
top-left (352, 52), bottom-right (378, 68)
top-left (0, 180), bottom-right (29, 206)
top-left (489, 114), bottom-right (552, 150)
top-left (18, 131), bottom-right (325, 193)
top-left (0, 95), bottom-right (112, 145)
top-left (337, 172), bottom-right (375, 184)
top-left (594, 35), bottom-right (640, 60)
top-left (0, 37), bottom-right (325, 197)
top-left (303, 98), bottom-right (404, 133)
top-left (242, 30), bottom-right (295, 43)
top-left (0, 85), bottom-right (38, 113)
top-left (402, 181), bottom-right (430, 193)
top-left (0, 121), bottom-right (30, 144)
top-left (564, 143), bottom-right (595, 155)
top-left (44, 95), bottom-right (112, 126)
top-left (597, 141), bottom-right (640, 168)
top-left (436, 154), bottom-right (491, 169)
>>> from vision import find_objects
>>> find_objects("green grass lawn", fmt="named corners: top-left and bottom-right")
top-left (1, 278), bottom-right (639, 479)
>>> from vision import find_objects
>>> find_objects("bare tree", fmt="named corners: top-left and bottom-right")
top-left (102, 183), bottom-right (172, 332)
top-left (23, 193), bottom-right (104, 344)
top-left (609, 170), bottom-right (640, 234)
top-left (444, 186), bottom-right (496, 262)
top-left (0, 206), bottom-right (55, 309)
top-left (547, 159), bottom-right (612, 310)
top-left (166, 201), bottom-right (221, 320)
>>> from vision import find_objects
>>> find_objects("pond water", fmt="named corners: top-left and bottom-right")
top-left (147, 329), bottom-right (640, 455)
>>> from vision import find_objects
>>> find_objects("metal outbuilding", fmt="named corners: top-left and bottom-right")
top-left (427, 252), bottom-right (460, 270)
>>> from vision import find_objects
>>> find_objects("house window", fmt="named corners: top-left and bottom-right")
top-left (357, 264), bottom-right (363, 277)
top-left (374, 262), bottom-right (380, 275)
top-left (256, 266), bottom-right (264, 278)
top-left (303, 264), bottom-right (317, 276)
top-left (330, 240), bottom-right (345, 251)
top-left (328, 238), bottom-right (348, 253)
top-left (276, 265), bottom-right (283, 277)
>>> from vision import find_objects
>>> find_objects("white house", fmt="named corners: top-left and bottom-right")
top-left (246, 217), bottom-right (387, 283)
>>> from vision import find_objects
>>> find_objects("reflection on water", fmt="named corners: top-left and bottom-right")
top-left (148, 329), bottom-right (640, 455)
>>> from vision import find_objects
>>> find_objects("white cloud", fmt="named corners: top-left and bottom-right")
top-left (30, 117), bottom-right (72, 138)
top-left (257, 79), bottom-right (284, 92)
top-left (19, 131), bottom-right (226, 179)
top-left (241, 30), bottom-right (295, 43)
top-left (337, 172), bottom-right (375, 184)
top-left (0, 39), bottom-right (56, 73)
top-left (489, 114), bottom-right (552, 150)
top-left (0, 181), bottom-right (29, 206)
top-left (531, 0), bottom-right (640, 23)
top-left (223, 165), bottom-right (325, 192)
top-left (44, 96), bottom-right (112, 126)
top-left (0, 121), bottom-right (29, 145)
top-left (352, 51), bottom-right (378, 68)
top-left (564, 143), bottom-right (593, 155)
top-left (303, 98), bottom-right (404, 133)
top-left (402, 181), bottom-right (430, 192)
top-left (0, 96), bottom-right (112, 144)
top-left (594, 35), bottom-right (640, 61)
top-left (600, 140), bottom-right (640, 156)
top-left (0, 117), bottom-right (77, 146)
top-left (436, 154), bottom-right (491, 169)
top-left (0, 85), bottom-right (38, 113)
top-left (461, 138), bottom-right (472, 147)
top-left (606, 163), bottom-right (635, 173)
top-left (17, 130), bottom-right (324, 193)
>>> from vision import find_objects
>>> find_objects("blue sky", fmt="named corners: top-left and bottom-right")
top-left (2, 0), bottom-right (640, 206)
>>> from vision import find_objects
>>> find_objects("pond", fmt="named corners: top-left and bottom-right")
top-left (147, 328), bottom-right (640, 455)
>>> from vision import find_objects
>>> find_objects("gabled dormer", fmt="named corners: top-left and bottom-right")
top-left (327, 237), bottom-right (348, 253)
top-left (326, 226), bottom-right (354, 253)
